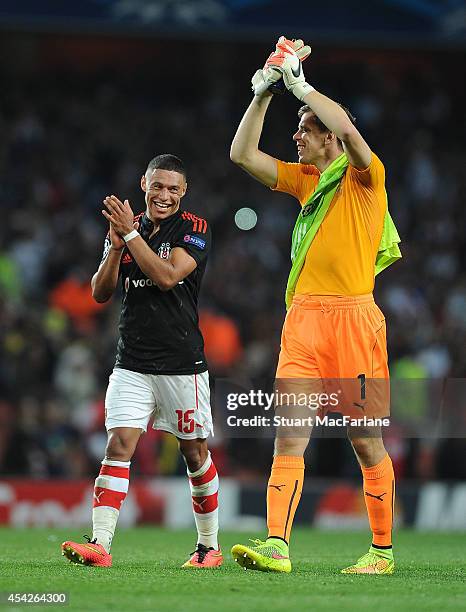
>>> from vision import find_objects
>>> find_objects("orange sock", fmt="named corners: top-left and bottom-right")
top-left (361, 453), bottom-right (395, 547)
top-left (267, 455), bottom-right (305, 544)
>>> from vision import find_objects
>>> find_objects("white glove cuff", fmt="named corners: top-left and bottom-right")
top-left (292, 82), bottom-right (315, 102)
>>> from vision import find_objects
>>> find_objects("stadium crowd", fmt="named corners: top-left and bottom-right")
top-left (0, 37), bottom-right (464, 481)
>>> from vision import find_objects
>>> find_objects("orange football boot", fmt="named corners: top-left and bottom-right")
top-left (182, 544), bottom-right (223, 568)
top-left (61, 535), bottom-right (112, 568)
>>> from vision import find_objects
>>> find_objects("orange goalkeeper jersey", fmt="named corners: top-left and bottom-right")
top-left (273, 153), bottom-right (387, 296)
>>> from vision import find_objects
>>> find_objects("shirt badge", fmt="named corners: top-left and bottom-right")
top-left (158, 242), bottom-right (171, 259)
top-left (183, 235), bottom-right (206, 250)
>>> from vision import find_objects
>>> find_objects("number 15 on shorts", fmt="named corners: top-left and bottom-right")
top-left (176, 409), bottom-right (195, 434)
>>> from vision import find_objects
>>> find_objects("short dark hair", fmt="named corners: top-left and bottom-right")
top-left (298, 104), bottom-right (356, 149)
top-left (298, 103), bottom-right (356, 129)
top-left (146, 154), bottom-right (187, 179)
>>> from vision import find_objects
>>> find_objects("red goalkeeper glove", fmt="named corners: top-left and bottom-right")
top-left (266, 36), bottom-right (314, 101)
top-left (251, 38), bottom-right (311, 97)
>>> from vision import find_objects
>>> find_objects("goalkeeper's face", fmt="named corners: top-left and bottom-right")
top-left (141, 168), bottom-right (187, 222)
top-left (293, 112), bottom-right (327, 165)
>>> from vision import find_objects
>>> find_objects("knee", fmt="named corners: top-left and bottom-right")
top-left (350, 436), bottom-right (385, 466)
top-left (350, 436), bottom-right (372, 459)
top-left (274, 437), bottom-right (308, 457)
top-left (179, 440), bottom-right (208, 472)
top-left (106, 432), bottom-right (136, 462)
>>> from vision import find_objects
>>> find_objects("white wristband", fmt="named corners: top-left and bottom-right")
top-left (123, 229), bottom-right (139, 243)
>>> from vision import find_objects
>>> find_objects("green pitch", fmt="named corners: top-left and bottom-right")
top-left (0, 528), bottom-right (464, 611)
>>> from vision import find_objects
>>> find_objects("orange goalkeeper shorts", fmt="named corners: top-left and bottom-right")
top-left (277, 294), bottom-right (388, 379)
top-left (275, 294), bottom-right (390, 418)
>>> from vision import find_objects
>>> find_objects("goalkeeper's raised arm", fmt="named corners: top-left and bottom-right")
top-left (267, 36), bottom-right (371, 169)
top-left (230, 39), bottom-right (311, 187)
top-left (230, 91), bottom-right (278, 188)
top-left (295, 89), bottom-right (371, 169)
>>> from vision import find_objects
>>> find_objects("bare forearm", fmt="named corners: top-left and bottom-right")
top-left (125, 236), bottom-right (177, 291)
top-left (302, 89), bottom-right (355, 141)
top-left (91, 248), bottom-right (123, 302)
top-left (230, 94), bottom-right (273, 164)
top-left (230, 94), bottom-right (278, 186)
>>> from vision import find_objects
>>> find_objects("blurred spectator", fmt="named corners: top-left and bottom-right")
top-left (200, 310), bottom-right (242, 373)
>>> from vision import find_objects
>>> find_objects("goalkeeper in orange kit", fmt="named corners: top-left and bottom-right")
top-left (230, 37), bottom-right (401, 574)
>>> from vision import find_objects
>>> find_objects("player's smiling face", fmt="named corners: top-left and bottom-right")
top-left (293, 112), bottom-right (327, 165)
top-left (141, 168), bottom-right (187, 222)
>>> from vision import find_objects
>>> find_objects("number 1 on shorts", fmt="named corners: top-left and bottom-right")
top-left (357, 373), bottom-right (366, 400)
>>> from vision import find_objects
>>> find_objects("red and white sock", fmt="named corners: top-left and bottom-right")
top-left (187, 451), bottom-right (219, 550)
top-left (92, 458), bottom-right (130, 553)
